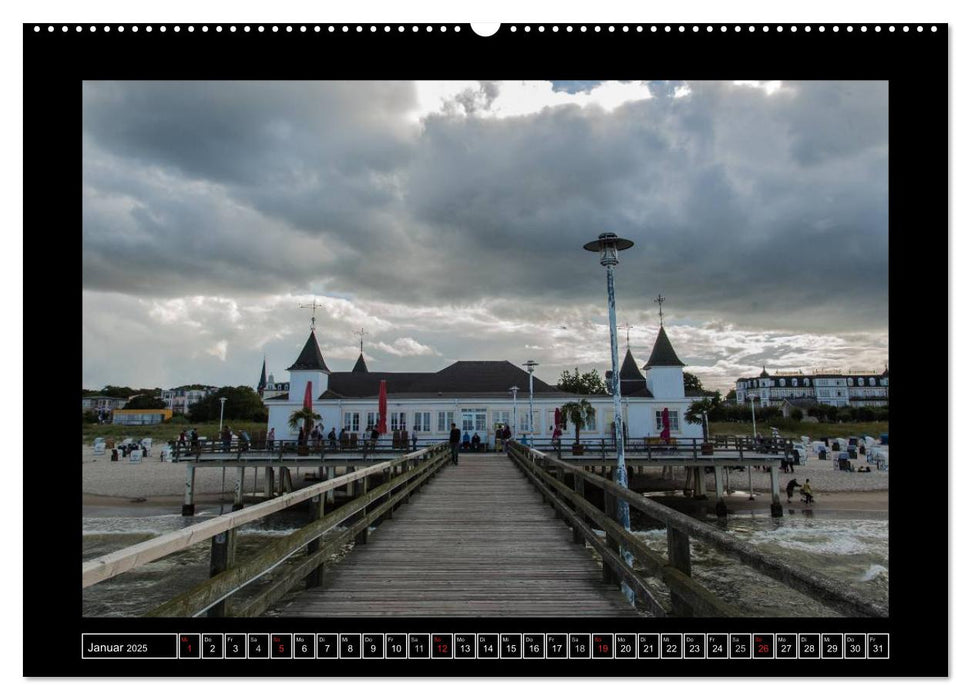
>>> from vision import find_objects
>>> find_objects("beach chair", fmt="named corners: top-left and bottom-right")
top-left (141, 438), bottom-right (153, 456)
top-left (93, 438), bottom-right (106, 455)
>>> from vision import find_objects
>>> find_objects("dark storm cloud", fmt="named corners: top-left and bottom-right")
top-left (82, 80), bottom-right (887, 331)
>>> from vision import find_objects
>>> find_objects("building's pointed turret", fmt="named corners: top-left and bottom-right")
top-left (352, 353), bottom-right (369, 373)
top-left (644, 326), bottom-right (685, 368)
top-left (257, 357), bottom-right (267, 396)
top-left (287, 330), bottom-right (330, 372)
top-left (285, 330), bottom-right (331, 404)
top-left (643, 326), bottom-right (686, 399)
top-left (759, 365), bottom-right (770, 378)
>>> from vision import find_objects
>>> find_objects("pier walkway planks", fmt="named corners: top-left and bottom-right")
top-left (274, 453), bottom-right (640, 617)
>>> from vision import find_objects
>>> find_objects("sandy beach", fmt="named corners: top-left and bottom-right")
top-left (81, 443), bottom-right (888, 516)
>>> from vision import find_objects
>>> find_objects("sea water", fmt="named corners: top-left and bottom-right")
top-left (633, 515), bottom-right (889, 617)
top-left (83, 507), bottom-right (888, 618)
top-left (82, 506), bottom-right (311, 617)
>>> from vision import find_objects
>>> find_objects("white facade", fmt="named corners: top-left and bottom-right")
top-left (264, 328), bottom-right (703, 445)
top-left (735, 369), bottom-right (889, 408)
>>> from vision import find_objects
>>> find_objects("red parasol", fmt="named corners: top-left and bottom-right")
top-left (303, 381), bottom-right (314, 410)
top-left (660, 407), bottom-right (671, 443)
top-left (377, 379), bottom-right (388, 434)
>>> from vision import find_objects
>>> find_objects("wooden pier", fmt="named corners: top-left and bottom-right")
top-left (82, 442), bottom-right (887, 619)
top-left (274, 453), bottom-right (638, 617)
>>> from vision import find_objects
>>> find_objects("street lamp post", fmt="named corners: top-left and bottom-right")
top-left (218, 397), bottom-right (228, 434)
top-left (509, 386), bottom-right (519, 443)
top-left (702, 409), bottom-right (709, 442)
top-left (584, 232), bottom-right (635, 602)
top-left (523, 360), bottom-right (538, 447)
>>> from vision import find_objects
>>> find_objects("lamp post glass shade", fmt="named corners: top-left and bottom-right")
top-left (583, 232), bottom-right (634, 266)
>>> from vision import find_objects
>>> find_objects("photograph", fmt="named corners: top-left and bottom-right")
top-left (80, 78), bottom-right (890, 621)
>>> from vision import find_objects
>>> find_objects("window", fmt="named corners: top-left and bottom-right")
top-left (655, 409), bottom-right (680, 431)
top-left (437, 411), bottom-right (454, 432)
top-left (343, 412), bottom-right (360, 432)
top-left (390, 412), bottom-right (406, 431)
top-left (869, 377), bottom-right (876, 386)
top-left (413, 412), bottom-right (431, 432)
top-left (460, 408), bottom-right (487, 433)
top-left (366, 411), bottom-right (379, 430)
top-left (493, 410), bottom-right (510, 430)
top-left (518, 410), bottom-right (541, 433)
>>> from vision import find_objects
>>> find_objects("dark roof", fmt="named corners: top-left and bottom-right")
top-left (257, 358), bottom-right (267, 391)
top-left (286, 331), bottom-right (330, 372)
top-left (613, 348), bottom-right (648, 396)
top-left (759, 366), bottom-right (770, 378)
top-left (352, 353), bottom-right (369, 373)
top-left (318, 361), bottom-right (564, 399)
top-left (644, 326), bottom-right (685, 368)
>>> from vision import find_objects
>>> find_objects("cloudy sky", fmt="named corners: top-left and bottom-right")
top-left (82, 80), bottom-right (888, 394)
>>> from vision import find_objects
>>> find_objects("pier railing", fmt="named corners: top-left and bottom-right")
top-left (505, 441), bottom-right (886, 618)
top-left (82, 443), bottom-right (451, 617)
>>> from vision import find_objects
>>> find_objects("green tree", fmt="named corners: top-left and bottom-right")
top-left (556, 367), bottom-right (607, 395)
top-left (560, 399), bottom-right (596, 446)
top-left (189, 386), bottom-right (268, 423)
top-left (683, 372), bottom-right (703, 392)
top-left (725, 389), bottom-right (737, 402)
top-left (125, 394), bottom-right (167, 409)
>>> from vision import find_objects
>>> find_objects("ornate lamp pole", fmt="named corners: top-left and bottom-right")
top-left (583, 232), bottom-right (635, 581)
top-left (523, 360), bottom-right (538, 446)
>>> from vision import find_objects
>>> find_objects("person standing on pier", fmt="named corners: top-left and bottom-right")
top-left (449, 422), bottom-right (461, 464)
top-left (266, 427), bottom-right (275, 449)
top-left (412, 428), bottom-right (418, 451)
top-left (328, 427), bottom-right (337, 450)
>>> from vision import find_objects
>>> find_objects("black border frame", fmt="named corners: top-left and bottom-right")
top-left (25, 21), bottom-right (947, 677)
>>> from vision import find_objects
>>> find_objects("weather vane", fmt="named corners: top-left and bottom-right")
top-left (355, 327), bottom-right (368, 354)
top-left (654, 294), bottom-right (666, 326)
top-left (299, 297), bottom-right (321, 330)
top-left (620, 322), bottom-right (633, 348)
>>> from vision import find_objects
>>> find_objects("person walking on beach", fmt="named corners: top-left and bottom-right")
top-left (449, 422), bottom-right (461, 464)
top-left (786, 478), bottom-right (800, 504)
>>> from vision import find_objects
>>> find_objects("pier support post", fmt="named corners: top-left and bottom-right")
top-left (769, 463), bottom-right (783, 517)
top-left (713, 467), bottom-right (727, 519)
top-left (264, 467), bottom-right (274, 499)
top-left (182, 464), bottom-right (196, 516)
top-left (667, 526), bottom-right (693, 616)
top-left (233, 466), bottom-right (245, 511)
top-left (326, 464), bottom-right (336, 505)
top-left (207, 528), bottom-right (237, 616)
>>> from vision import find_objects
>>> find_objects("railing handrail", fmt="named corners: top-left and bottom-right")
top-left (82, 444), bottom-right (447, 588)
top-left (508, 441), bottom-right (886, 617)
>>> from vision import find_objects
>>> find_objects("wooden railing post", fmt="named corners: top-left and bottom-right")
top-left (602, 488), bottom-right (619, 585)
top-left (305, 493), bottom-right (326, 588)
top-left (355, 475), bottom-right (370, 545)
top-left (666, 526), bottom-right (693, 616)
top-left (572, 471), bottom-right (586, 544)
top-left (207, 527), bottom-right (237, 616)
